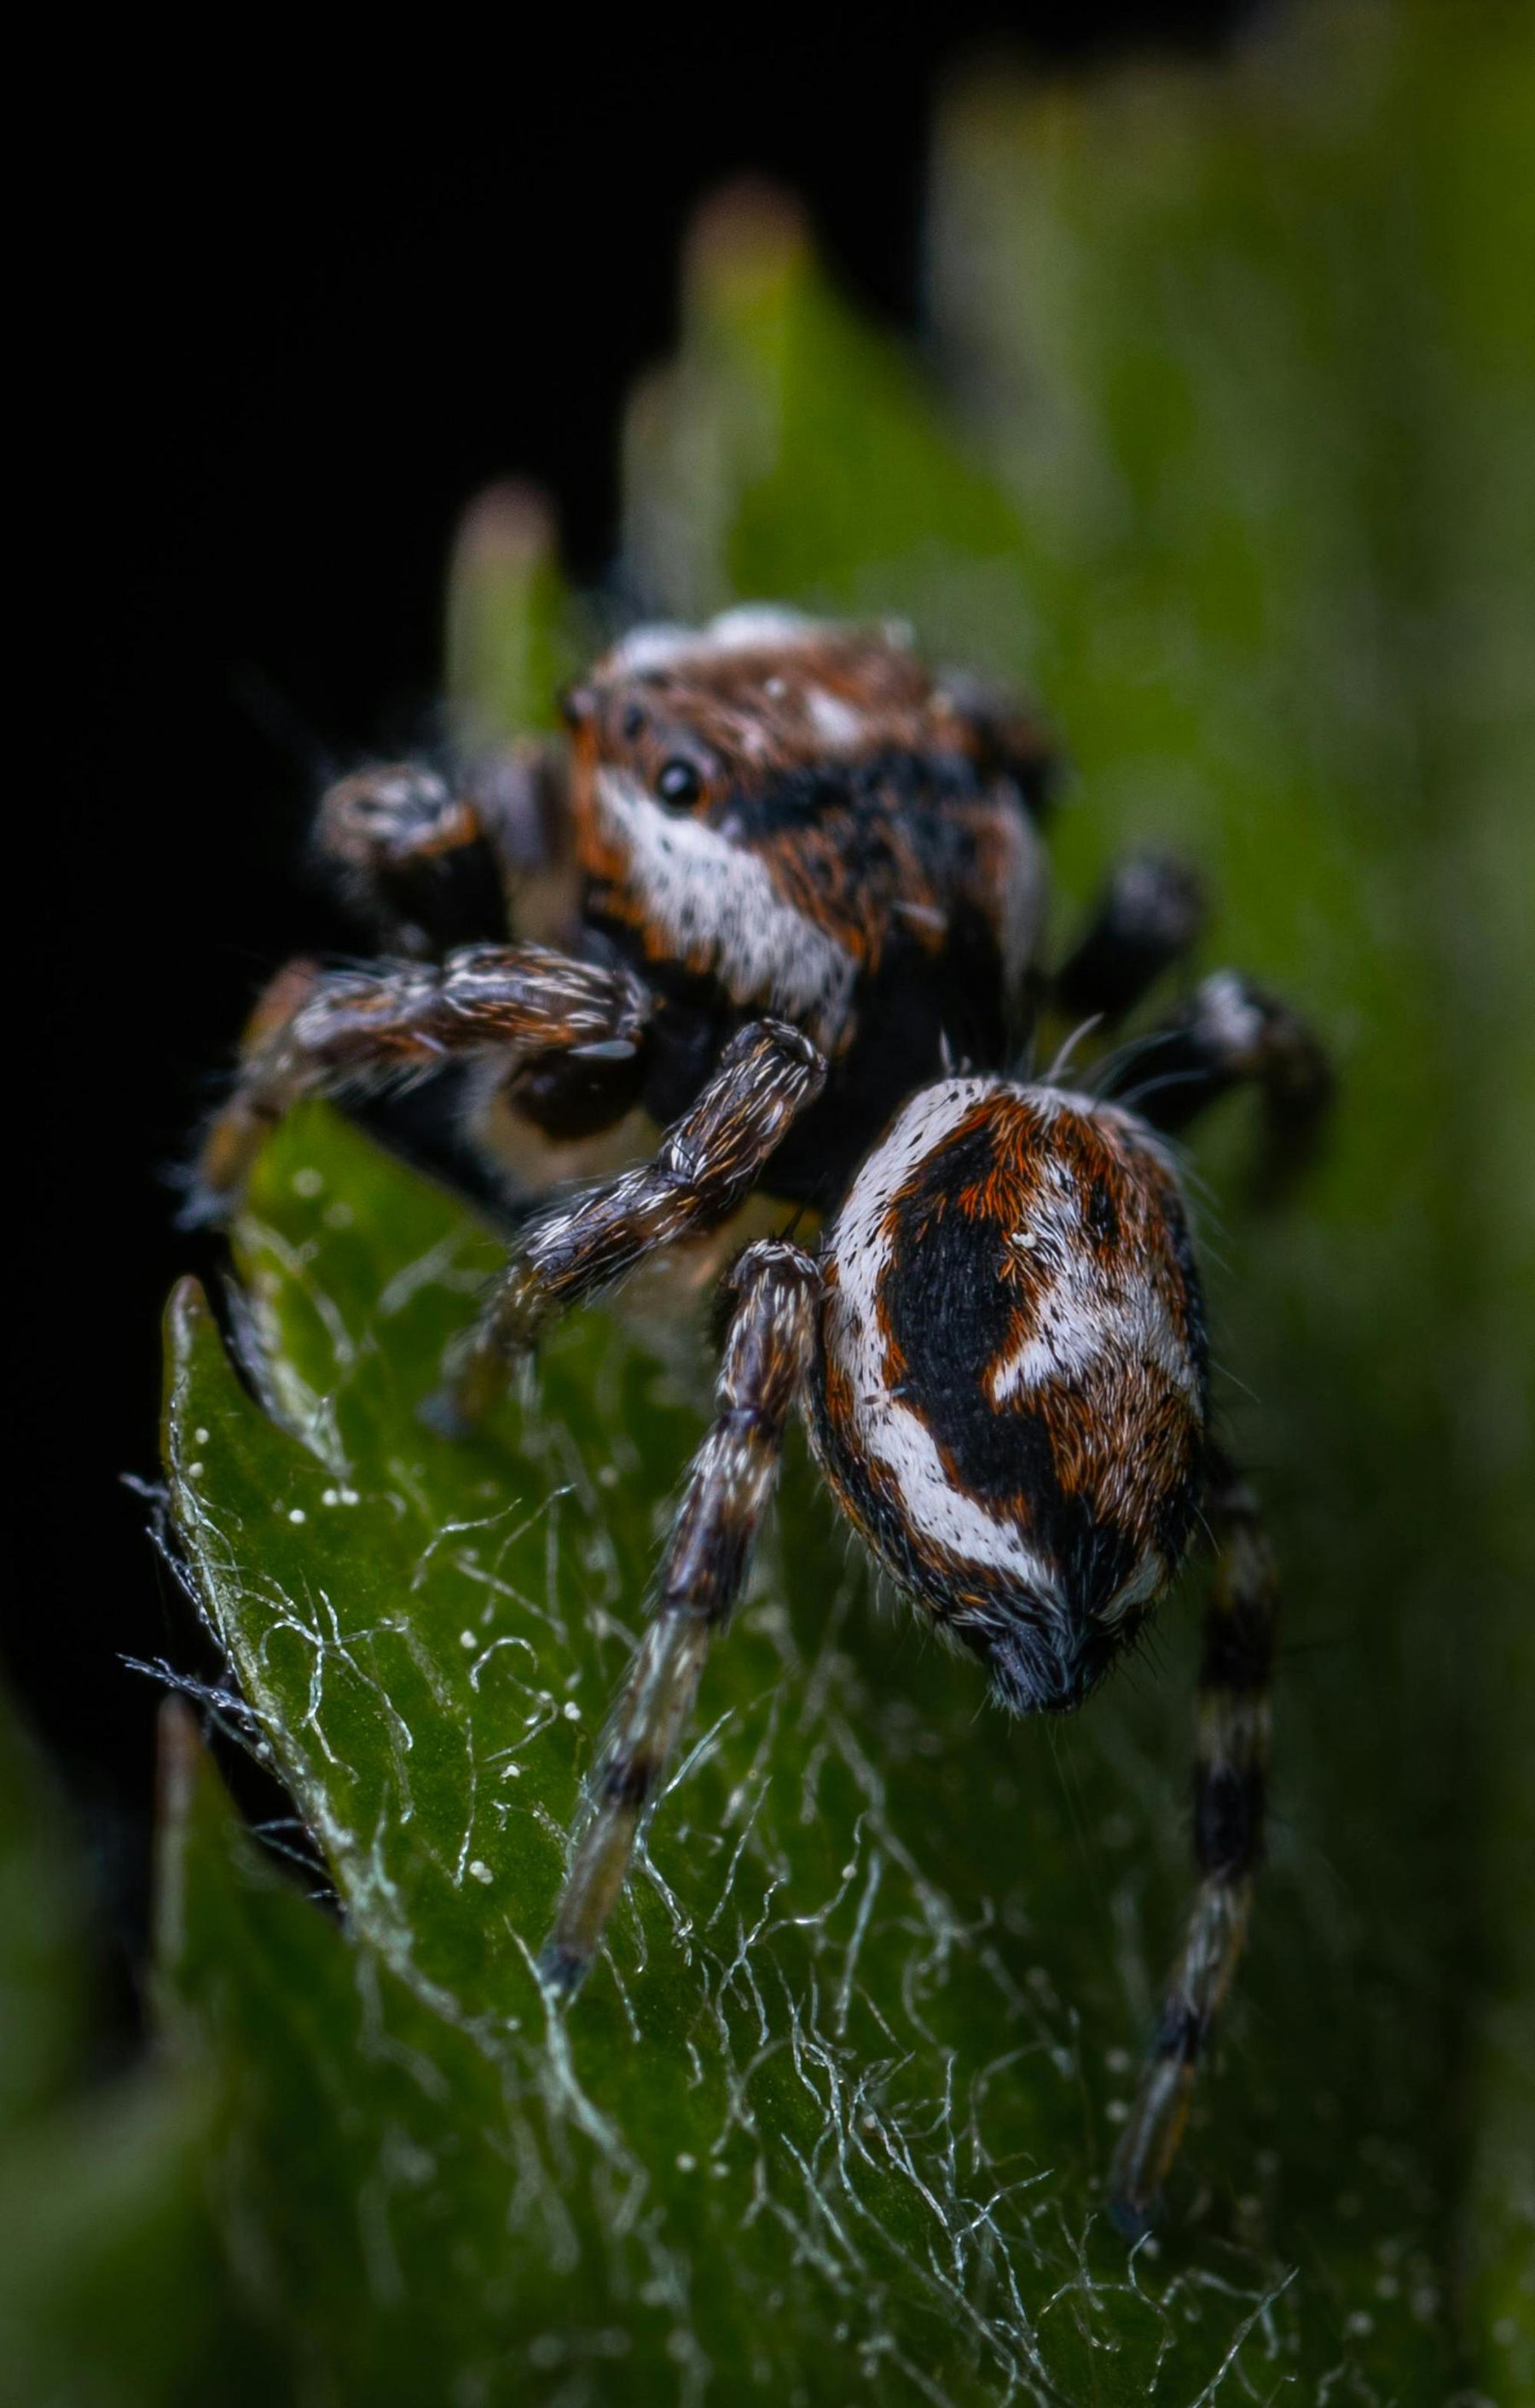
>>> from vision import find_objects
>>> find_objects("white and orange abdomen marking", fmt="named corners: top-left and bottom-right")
top-left (808, 1078), bottom-right (1208, 1712)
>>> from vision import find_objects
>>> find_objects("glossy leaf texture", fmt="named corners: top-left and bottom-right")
top-left (139, 5), bottom-right (1533, 2401)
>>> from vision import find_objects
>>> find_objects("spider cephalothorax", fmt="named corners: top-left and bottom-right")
top-left (565, 608), bottom-right (1051, 1030)
top-left (194, 605), bottom-right (1329, 2230)
top-left (551, 607), bottom-right (1055, 1195)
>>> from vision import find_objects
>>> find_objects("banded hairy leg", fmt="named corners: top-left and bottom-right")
top-left (1101, 968), bottom-right (1333, 1201)
top-left (1052, 851), bottom-right (1208, 1026)
top-left (1109, 1448), bottom-right (1277, 2231)
top-left (315, 741), bottom-right (572, 956)
top-left (539, 1239), bottom-right (820, 1998)
top-left (437, 1020), bottom-right (825, 1426)
top-left (188, 943), bottom-right (652, 1221)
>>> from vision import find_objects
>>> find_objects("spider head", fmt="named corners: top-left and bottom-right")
top-left (560, 610), bottom-right (908, 1045)
top-left (808, 1078), bottom-right (1208, 1715)
top-left (561, 608), bottom-right (1047, 1051)
top-left (565, 605), bottom-right (927, 799)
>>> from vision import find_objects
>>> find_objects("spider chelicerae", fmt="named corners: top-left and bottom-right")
top-left (193, 606), bottom-right (1330, 2231)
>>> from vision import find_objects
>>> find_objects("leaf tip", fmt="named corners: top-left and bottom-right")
top-left (684, 177), bottom-right (813, 316)
top-left (164, 1273), bottom-right (210, 1362)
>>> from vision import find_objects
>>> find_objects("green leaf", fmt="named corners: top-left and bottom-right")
top-left (164, 1105), bottom-right (1380, 2405)
top-left (0, 1689), bottom-right (259, 2408)
top-left (155, 5), bottom-right (1532, 2399)
top-left (445, 480), bottom-right (583, 747)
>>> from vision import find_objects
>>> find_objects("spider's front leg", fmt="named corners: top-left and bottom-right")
top-left (437, 1020), bottom-right (826, 1425)
top-left (188, 943), bottom-right (652, 1221)
top-left (540, 1238), bottom-right (821, 1999)
top-left (1109, 1448), bottom-right (1277, 2232)
top-left (316, 740), bottom-right (571, 955)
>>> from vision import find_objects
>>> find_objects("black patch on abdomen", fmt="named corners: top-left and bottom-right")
top-left (880, 1123), bottom-right (1138, 1621)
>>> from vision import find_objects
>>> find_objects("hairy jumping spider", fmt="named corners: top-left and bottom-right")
top-left (194, 607), bottom-right (1330, 2229)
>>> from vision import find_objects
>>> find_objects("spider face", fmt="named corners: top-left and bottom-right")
top-left (199, 604), bottom-right (1330, 2228)
top-left (563, 607), bottom-right (1052, 1065)
top-left (809, 1079), bottom-right (1208, 1712)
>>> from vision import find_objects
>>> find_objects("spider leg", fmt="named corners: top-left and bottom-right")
top-left (1109, 1448), bottom-right (1275, 2232)
top-left (539, 1239), bottom-right (820, 1999)
top-left (188, 943), bottom-right (652, 1221)
top-left (1100, 967), bottom-right (1332, 1200)
top-left (438, 1021), bottom-right (826, 1424)
top-left (315, 739), bottom-right (571, 955)
top-left (1052, 852), bottom-right (1208, 1024)
top-left (316, 761), bottom-right (509, 952)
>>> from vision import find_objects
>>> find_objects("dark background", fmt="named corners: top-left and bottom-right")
top-left (26, 6), bottom-right (1243, 2046)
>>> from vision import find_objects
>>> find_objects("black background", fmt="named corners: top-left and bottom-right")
top-left (26, 6), bottom-right (1242, 2045)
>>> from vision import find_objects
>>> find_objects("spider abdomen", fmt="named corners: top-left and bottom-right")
top-left (808, 1078), bottom-right (1208, 1712)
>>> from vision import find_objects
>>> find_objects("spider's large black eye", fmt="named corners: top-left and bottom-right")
top-left (657, 757), bottom-right (704, 809)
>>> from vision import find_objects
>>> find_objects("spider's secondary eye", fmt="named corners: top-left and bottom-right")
top-left (657, 757), bottom-right (704, 809)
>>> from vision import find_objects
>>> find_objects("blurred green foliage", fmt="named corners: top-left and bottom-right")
top-left (5, 4), bottom-right (1530, 2399)
top-left (0, 1695), bottom-right (252, 2408)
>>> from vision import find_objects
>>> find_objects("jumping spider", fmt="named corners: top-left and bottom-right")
top-left (194, 606), bottom-right (1329, 2230)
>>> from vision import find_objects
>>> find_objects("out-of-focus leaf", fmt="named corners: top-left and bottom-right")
top-left (155, 4), bottom-right (1532, 2400)
top-left (445, 480), bottom-right (582, 747)
top-left (621, 183), bottom-right (1039, 679)
top-left (923, 12), bottom-right (1535, 2393)
top-left (0, 1691), bottom-right (250, 2408)
top-left (0, 1688), bottom-right (85, 2137)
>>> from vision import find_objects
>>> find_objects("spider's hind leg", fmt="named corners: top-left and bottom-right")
top-left (1100, 967), bottom-right (1333, 1201)
top-left (1109, 1448), bottom-right (1276, 2231)
top-left (1052, 852), bottom-right (1208, 1025)
top-left (539, 1239), bottom-right (820, 1999)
